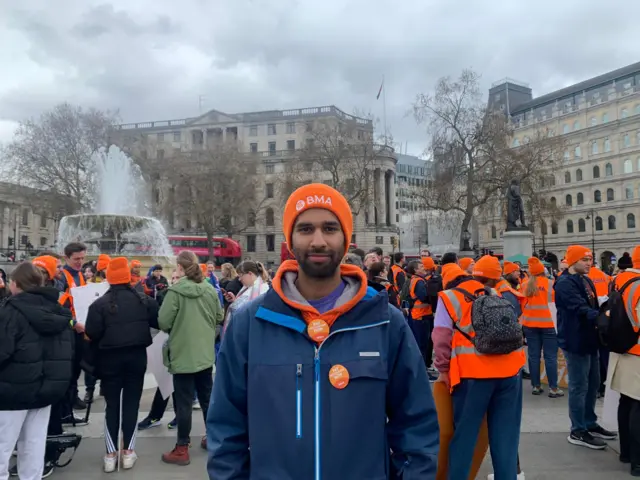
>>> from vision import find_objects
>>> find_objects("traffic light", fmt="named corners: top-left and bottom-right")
top-left (8, 237), bottom-right (13, 246)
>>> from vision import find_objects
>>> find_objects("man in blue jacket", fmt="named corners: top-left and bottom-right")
top-left (554, 245), bottom-right (616, 450)
top-left (207, 183), bottom-right (439, 480)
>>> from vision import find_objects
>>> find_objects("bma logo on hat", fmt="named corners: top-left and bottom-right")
top-left (295, 200), bottom-right (305, 211)
top-left (306, 195), bottom-right (332, 206)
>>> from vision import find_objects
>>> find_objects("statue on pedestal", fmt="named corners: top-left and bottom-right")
top-left (506, 179), bottom-right (527, 231)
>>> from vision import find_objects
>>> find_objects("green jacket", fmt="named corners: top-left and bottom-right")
top-left (158, 277), bottom-right (223, 374)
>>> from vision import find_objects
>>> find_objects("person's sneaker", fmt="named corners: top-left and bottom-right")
top-left (487, 473), bottom-right (525, 480)
top-left (167, 418), bottom-right (177, 429)
top-left (42, 462), bottom-right (55, 478)
top-left (631, 464), bottom-right (640, 477)
top-left (83, 391), bottom-right (94, 404)
top-left (193, 399), bottom-right (201, 410)
top-left (8, 464), bottom-right (17, 476)
top-left (588, 425), bottom-right (617, 440)
top-left (122, 451), bottom-right (138, 470)
top-left (161, 445), bottom-right (190, 466)
top-left (103, 454), bottom-right (117, 473)
top-left (201, 436), bottom-right (207, 450)
top-left (548, 388), bottom-right (565, 398)
top-left (62, 415), bottom-right (89, 426)
top-left (522, 371), bottom-right (531, 380)
top-left (138, 417), bottom-right (162, 431)
top-left (73, 397), bottom-right (87, 410)
top-left (532, 386), bottom-right (544, 395)
top-left (567, 430), bottom-right (607, 449)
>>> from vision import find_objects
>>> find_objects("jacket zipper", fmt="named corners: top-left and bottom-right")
top-left (313, 320), bottom-right (390, 480)
top-left (296, 363), bottom-right (303, 439)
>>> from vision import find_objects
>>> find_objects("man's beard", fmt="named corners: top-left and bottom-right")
top-left (293, 247), bottom-right (342, 279)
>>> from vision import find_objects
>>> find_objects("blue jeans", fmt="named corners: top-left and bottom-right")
top-left (523, 327), bottom-right (558, 389)
top-left (449, 375), bottom-right (523, 480)
top-left (564, 350), bottom-right (600, 433)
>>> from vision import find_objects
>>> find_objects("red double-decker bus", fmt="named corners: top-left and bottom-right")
top-left (168, 235), bottom-right (242, 266)
top-left (280, 242), bottom-right (357, 263)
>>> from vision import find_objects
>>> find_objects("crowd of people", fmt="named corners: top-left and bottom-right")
top-left (0, 182), bottom-right (638, 479)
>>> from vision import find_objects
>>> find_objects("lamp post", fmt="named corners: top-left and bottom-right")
top-left (585, 209), bottom-right (596, 260)
top-left (462, 229), bottom-right (472, 252)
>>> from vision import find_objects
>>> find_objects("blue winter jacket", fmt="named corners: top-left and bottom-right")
top-left (207, 286), bottom-right (439, 480)
top-left (554, 271), bottom-right (600, 355)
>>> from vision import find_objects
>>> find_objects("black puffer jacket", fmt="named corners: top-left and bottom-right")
top-left (0, 287), bottom-right (74, 410)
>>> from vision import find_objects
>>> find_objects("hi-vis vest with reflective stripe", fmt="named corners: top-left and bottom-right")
top-left (391, 265), bottom-right (403, 288)
top-left (614, 271), bottom-right (640, 357)
top-left (588, 267), bottom-right (611, 297)
top-left (59, 269), bottom-right (86, 316)
top-left (496, 279), bottom-right (526, 310)
top-left (439, 279), bottom-right (526, 391)
top-left (409, 275), bottom-right (433, 319)
top-left (521, 276), bottom-right (555, 329)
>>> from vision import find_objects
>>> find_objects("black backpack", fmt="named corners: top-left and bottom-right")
top-left (399, 277), bottom-right (412, 304)
top-left (452, 287), bottom-right (524, 355)
top-left (598, 276), bottom-right (640, 354)
top-left (426, 274), bottom-right (443, 311)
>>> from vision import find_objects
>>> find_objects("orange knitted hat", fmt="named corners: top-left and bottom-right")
top-left (459, 258), bottom-right (475, 272)
top-left (503, 261), bottom-right (520, 276)
top-left (442, 263), bottom-right (465, 288)
top-left (473, 255), bottom-right (502, 280)
top-left (528, 257), bottom-right (545, 276)
top-left (107, 257), bottom-right (131, 285)
top-left (632, 245), bottom-right (640, 269)
top-left (32, 255), bottom-right (57, 280)
top-left (565, 245), bottom-right (592, 266)
top-left (130, 260), bottom-right (142, 269)
top-left (422, 257), bottom-right (436, 270)
top-left (96, 254), bottom-right (111, 272)
top-left (200, 264), bottom-right (208, 276)
top-left (283, 183), bottom-right (353, 256)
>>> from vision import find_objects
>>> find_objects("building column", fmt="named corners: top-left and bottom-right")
top-left (377, 168), bottom-right (386, 226)
top-left (366, 170), bottom-right (375, 225)
top-left (388, 170), bottom-right (396, 226)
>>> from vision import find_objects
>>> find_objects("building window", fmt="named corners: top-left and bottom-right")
top-left (608, 215), bottom-right (616, 230)
top-left (491, 225), bottom-right (496, 239)
top-left (541, 220), bottom-right (548, 235)
top-left (40, 214), bottom-right (47, 228)
top-left (551, 221), bottom-right (558, 235)
top-left (287, 140), bottom-right (295, 150)
top-left (266, 164), bottom-right (274, 174)
top-left (576, 168), bottom-right (583, 181)
top-left (627, 213), bottom-right (636, 229)
top-left (158, 133), bottom-right (164, 142)
top-left (247, 235), bottom-right (256, 252)
top-left (249, 126), bottom-right (258, 136)
top-left (512, 138), bottom-right (519, 147)
top-left (563, 124), bottom-right (569, 134)
top-left (602, 112), bottom-right (609, 123)
top-left (268, 142), bottom-right (276, 155)
top-left (624, 159), bottom-right (633, 173)
top-left (550, 197), bottom-right (557, 207)
top-left (607, 188), bottom-right (614, 201)
top-left (563, 151), bottom-right (570, 162)
top-left (565, 194), bottom-right (572, 206)
top-left (573, 120), bottom-right (580, 130)
top-left (266, 234), bottom-right (275, 252)
top-left (605, 162), bottom-right (613, 176)
top-left (577, 192), bottom-right (584, 205)
top-left (604, 137), bottom-right (611, 152)
top-left (579, 218), bottom-right (586, 232)
top-left (574, 145), bottom-right (581, 158)
top-left (591, 141), bottom-right (598, 155)
top-left (566, 220), bottom-right (574, 233)
top-left (267, 124), bottom-right (276, 135)
top-left (266, 183), bottom-right (274, 198)
top-left (590, 117), bottom-right (597, 126)
top-left (21, 235), bottom-right (28, 245)
top-left (173, 131), bottom-right (181, 142)
top-left (626, 185), bottom-right (634, 199)
top-left (622, 108), bottom-right (629, 119)
top-left (593, 165), bottom-right (600, 178)
top-left (624, 133), bottom-right (631, 147)
top-left (22, 209), bottom-right (29, 226)
top-left (594, 190), bottom-right (601, 203)
top-left (286, 122), bottom-right (295, 134)
top-left (375, 236), bottom-right (384, 245)
top-left (247, 211), bottom-right (256, 227)
top-left (40, 236), bottom-right (47, 246)
top-left (265, 208), bottom-right (275, 227)
top-left (564, 171), bottom-right (571, 183)
top-left (250, 143), bottom-right (258, 153)
top-left (595, 216), bottom-right (603, 231)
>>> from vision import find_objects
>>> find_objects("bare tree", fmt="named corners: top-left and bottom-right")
top-left (2, 103), bottom-right (117, 211)
top-left (412, 69), bottom-right (566, 249)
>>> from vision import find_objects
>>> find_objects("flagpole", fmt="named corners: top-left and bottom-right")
top-left (382, 75), bottom-right (387, 145)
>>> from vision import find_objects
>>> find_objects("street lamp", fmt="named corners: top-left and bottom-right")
top-left (585, 209), bottom-right (596, 260)
top-left (462, 229), bottom-right (472, 251)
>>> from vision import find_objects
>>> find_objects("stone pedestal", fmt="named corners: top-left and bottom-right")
top-left (458, 250), bottom-right (475, 259)
top-left (503, 230), bottom-right (533, 259)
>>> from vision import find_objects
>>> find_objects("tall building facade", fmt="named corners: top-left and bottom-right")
top-left (478, 61), bottom-right (640, 269)
top-left (116, 105), bottom-right (398, 266)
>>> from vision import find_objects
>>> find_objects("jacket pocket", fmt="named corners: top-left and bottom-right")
top-left (295, 363), bottom-right (302, 439)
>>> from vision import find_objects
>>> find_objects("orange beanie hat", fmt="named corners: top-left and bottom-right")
top-left (130, 260), bottom-right (142, 269)
top-left (32, 255), bottom-right (57, 280)
top-left (459, 258), bottom-right (475, 272)
top-left (632, 245), bottom-right (640, 269)
top-left (200, 264), bottom-right (208, 276)
top-left (442, 263), bottom-right (465, 288)
top-left (528, 257), bottom-right (545, 276)
top-left (283, 183), bottom-right (352, 256)
top-left (503, 261), bottom-right (519, 276)
top-left (106, 257), bottom-right (131, 285)
top-left (473, 255), bottom-right (502, 280)
top-left (96, 254), bottom-right (111, 272)
top-left (422, 257), bottom-right (436, 270)
top-left (565, 245), bottom-right (592, 266)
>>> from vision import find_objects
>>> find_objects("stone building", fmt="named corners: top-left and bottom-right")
top-left (116, 105), bottom-right (398, 266)
top-left (478, 61), bottom-right (640, 270)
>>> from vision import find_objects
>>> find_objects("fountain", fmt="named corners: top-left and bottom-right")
top-left (56, 146), bottom-right (174, 268)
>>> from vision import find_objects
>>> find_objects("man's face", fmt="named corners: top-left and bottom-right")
top-left (364, 253), bottom-right (377, 268)
top-left (572, 257), bottom-right (592, 275)
top-left (400, 256), bottom-right (406, 266)
top-left (506, 271), bottom-right (520, 283)
top-left (66, 250), bottom-right (86, 271)
top-left (207, 263), bottom-right (215, 273)
top-left (559, 261), bottom-right (568, 271)
top-left (416, 264), bottom-right (426, 276)
top-left (55, 260), bottom-right (63, 279)
top-left (132, 267), bottom-right (141, 276)
top-left (383, 256), bottom-right (391, 267)
top-left (291, 209), bottom-right (345, 279)
top-left (153, 269), bottom-right (163, 279)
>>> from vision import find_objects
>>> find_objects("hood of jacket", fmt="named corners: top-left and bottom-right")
top-left (6, 287), bottom-right (72, 336)
top-left (169, 276), bottom-right (214, 299)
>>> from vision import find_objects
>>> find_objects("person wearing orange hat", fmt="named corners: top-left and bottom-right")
top-left (458, 257), bottom-right (475, 274)
top-left (433, 255), bottom-right (525, 480)
top-left (129, 260), bottom-right (144, 294)
top-left (208, 183), bottom-right (438, 479)
top-left (521, 257), bottom-right (563, 398)
top-left (496, 261), bottom-right (526, 314)
top-left (406, 259), bottom-right (435, 371)
top-left (555, 245), bottom-right (617, 449)
top-left (84, 257), bottom-right (160, 473)
top-left (32, 255), bottom-right (58, 286)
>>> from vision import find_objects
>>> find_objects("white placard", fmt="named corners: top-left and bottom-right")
top-left (70, 282), bottom-right (110, 325)
top-left (147, 331), bottom-right (174, 399)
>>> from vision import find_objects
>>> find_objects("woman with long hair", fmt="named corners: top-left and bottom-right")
top-left (159, 251), bottom-right (223, 466)
top-left (219, 263), bottom-right (242, 297)
top-left (223, 260), bottom-right (271, 317)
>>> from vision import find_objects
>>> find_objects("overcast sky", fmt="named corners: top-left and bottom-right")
top-left (1, 0), bottom-right (639, 155)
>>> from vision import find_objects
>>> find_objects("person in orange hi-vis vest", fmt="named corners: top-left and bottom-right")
top-left (433, 255), bottom-right (525, 480)
top-left (390, 252), bottom-right (406, 290)
top-left (588, 262), bottom-right (613, 397)
top-left (407, 259), bottom-right (433, 368)
top-left (497, 261), bottom-right (526, 314)
top-left (607, 245), bottom-right (640, 474)
top-left (521, 257), bottom-right (564, 398)
top-left (129, 259), bottom-right (145, 294)
top-left (458, 257), bottom-right (475, 275)
top-left (587, 263), bottom-right (611, 298)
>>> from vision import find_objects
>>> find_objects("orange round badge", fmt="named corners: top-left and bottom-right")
top-left (307, 319), bottom-right (330, 343)
top-left (329, 364), bottom-right (350, 390)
